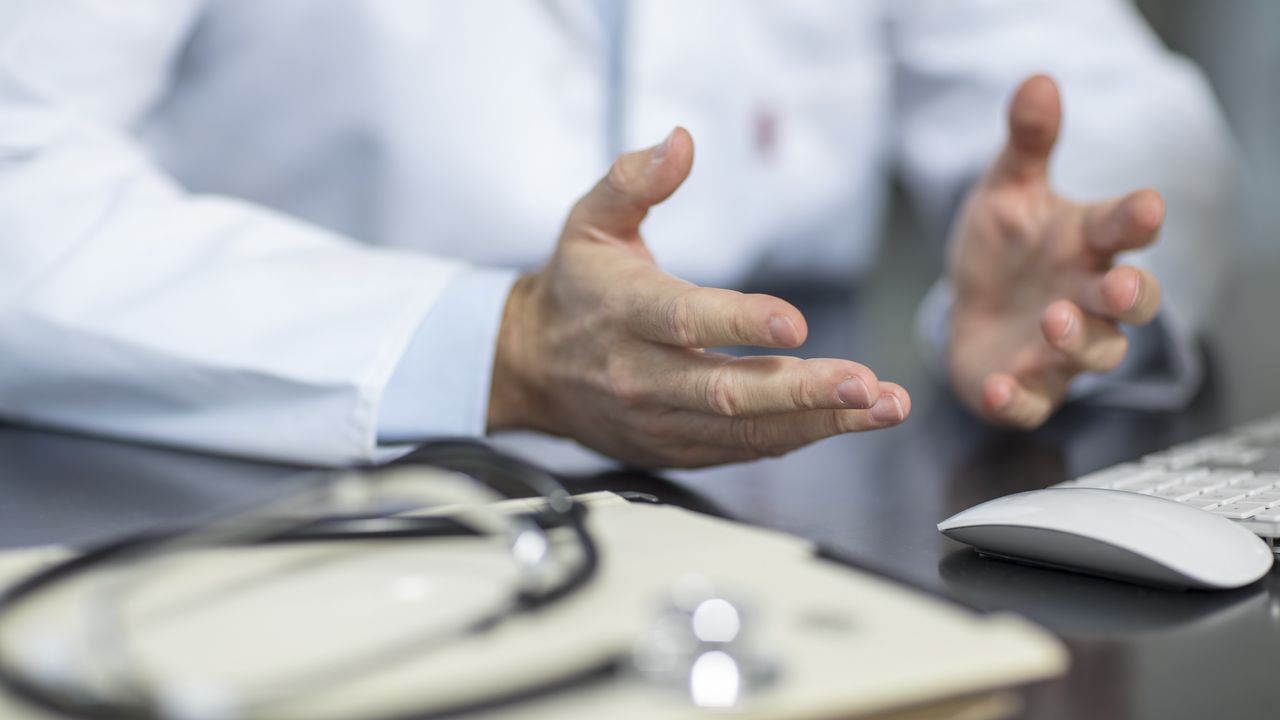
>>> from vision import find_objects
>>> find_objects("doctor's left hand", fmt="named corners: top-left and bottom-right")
top-left (948, 75), bottom-right (1164, 429)
top-left (486, 128), bottom-right (910, 468)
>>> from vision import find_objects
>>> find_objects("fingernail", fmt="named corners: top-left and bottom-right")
top-left (1059, 311), bottom-right (1077, 341)
top-left (836, 377), bottom-right (871, 408)
top-left (1127, 280), bottom-right (1142, 311)
top-left (990, 383), bottom-right (1013, 411)
top-left (768, 315), bottom-right (799, 346)
top-left (651, 129), bottom-right (674, 164)
top-left (870, 394), bottom-right (904, 424)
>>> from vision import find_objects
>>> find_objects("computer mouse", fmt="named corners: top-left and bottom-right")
top-left (938, 488), bottom-right (1274, 590)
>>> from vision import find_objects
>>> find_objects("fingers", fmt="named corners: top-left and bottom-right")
top-left (660, 383), bottom-right (912, 463)
top-left (734, 383), bottom-right (911, 449)
top-left (979, 267), bottom-right (1160, 431)
top-left (1082, 189), bottom-right (1165, 256)
top-left (651, 353), bottom-right (883, 417)
top-left (626, 281), bottom-right (809, 349)
top-left (1077, 265), bottom-right (1162, 325)
top-left (1040, 300), bottom-right (1129, 373)
top-left (567, 127), bottom-right (695, 240)
top-left (981, 373), bottom-right (1058, 430)
top-left (989, 74), bottom-right (1062, 186)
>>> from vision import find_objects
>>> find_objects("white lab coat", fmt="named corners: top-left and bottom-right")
top-left (0, 1), bottom-right (1239, 464)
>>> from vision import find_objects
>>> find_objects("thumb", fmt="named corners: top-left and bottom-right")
top-left (568, 127), bottom-right (695, 241)
top-left (990, 74), bottom-right (1061, 186)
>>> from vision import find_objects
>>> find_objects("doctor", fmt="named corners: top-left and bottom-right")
top-left (0, 2), bottom-right (1237, 466)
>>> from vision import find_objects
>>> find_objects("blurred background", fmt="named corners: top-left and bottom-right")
top-left (1137, 0), bottom-right (1279, 250)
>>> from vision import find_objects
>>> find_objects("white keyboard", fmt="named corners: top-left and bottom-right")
top-left (1054, 414), bottom-right (1280, 553)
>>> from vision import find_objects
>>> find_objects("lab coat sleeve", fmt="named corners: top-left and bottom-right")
top-left (891, 0), bottom-right (1242, 409)
top-left (0, 3), bottom-right (508, 464)
top-left (378, 267), bottom-right (518, 444)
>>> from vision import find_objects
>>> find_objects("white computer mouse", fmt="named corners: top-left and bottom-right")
top-left (938, 488), bottom-right (1275, 590)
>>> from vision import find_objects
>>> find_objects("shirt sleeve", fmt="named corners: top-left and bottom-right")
top-left (892, 0), bottom-right (1242, 410)
top-left (377, 267), bottom-right (518, 444)
top-left (0, 2), bottom-right (502, 465)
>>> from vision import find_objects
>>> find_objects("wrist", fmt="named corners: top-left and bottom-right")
top-left (487, 273), bottom-right (549, 432)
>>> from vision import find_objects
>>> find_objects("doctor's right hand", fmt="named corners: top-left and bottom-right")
top-left (486, 128), bottom-right (910, 468)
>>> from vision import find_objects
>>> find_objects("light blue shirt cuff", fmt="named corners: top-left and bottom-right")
top-left (377, 267), bottom-right (519, 443)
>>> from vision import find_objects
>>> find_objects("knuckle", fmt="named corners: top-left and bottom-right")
top-left (664, 292), bottom-right (698, 347)
top-left (605, 158), bottom-right (639, 197)
top-left (599, 284), bottom-right (629, 320)
top-left (736, 418), bottom-right (782, 457)
top-left (988, 195), bottom-right (1038, 247)
top-left (704, 365), bottom-right (742, 417)
top-left (787, 368), bottom-right (818, 410)
top-left (729, 291), bottom-right (756, 339)
top-left (604, 356), bottom-right (645, 407)
top-left (829, 410), bottom-right (861, 435)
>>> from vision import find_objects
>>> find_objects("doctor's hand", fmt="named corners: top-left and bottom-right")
top-left (487, 128), bottom-right (910, 468)
top-left (948, 75), bottom-right (1163, 429)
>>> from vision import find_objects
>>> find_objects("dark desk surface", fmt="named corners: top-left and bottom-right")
top-left (3, 248), bottom-right (1279, 720)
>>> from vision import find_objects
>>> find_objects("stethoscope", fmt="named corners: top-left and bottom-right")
top-left (0, 442), bottom-right (924, 719)
top-left (0, 442), bottom-right (608, 720)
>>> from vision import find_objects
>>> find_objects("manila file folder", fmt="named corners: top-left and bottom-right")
top-left (0, 493), bottom-right (1066, 719)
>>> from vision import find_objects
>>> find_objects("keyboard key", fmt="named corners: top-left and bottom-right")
top-left (1181, 475), bottom-right (1229, 491)
top-left (1194, 435), bottom-right (1247, 450)
top-left (1142, 450), bottom-right (1206, 470)
top-left (1246, 491), bottom-right (1280, 508)
top-left (1207, 470), bottom-right (1254, 484)
top-left (1070, 464), bottom-right (1149, 488)
top-left (1197, 489), bottom-right (1249, 505)
top-left (1230, 476), bottom-right (1278, 491)
top-left (1211, 502), bottom-right (1267, 520)
top-left (1210, 447), bottom-right (1267, 466)
top-left (1133, 477), bottom-right (1187, 494)
top-left (1153, 485), bottom-right (1204, 502)
top-left (1071, 469), bottom-right (1172, 490)
top-left (1109, 469), bottom-right (1176, 489)
top-left (1071, 420), bottom-right (1280, 531)
top-left (1142, 475), bottom-right (1189, 492)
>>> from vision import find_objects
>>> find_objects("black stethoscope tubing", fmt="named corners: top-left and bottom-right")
top-left (0, 442), bottom-right (607, 720)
